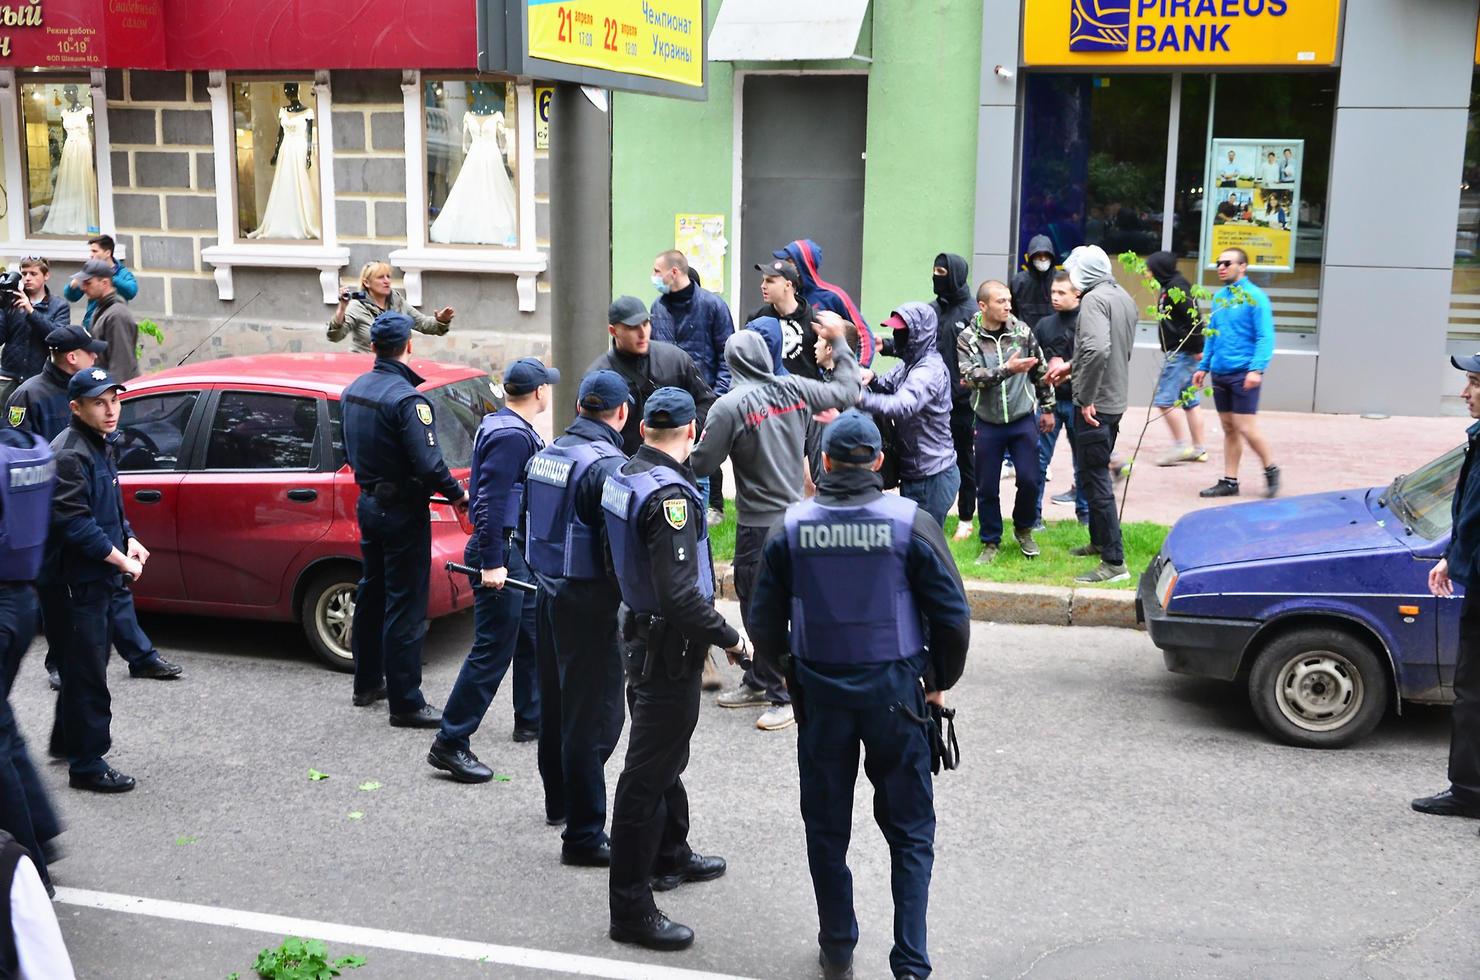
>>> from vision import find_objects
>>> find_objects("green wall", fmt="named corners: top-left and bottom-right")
top-left (610, 0), bottom-right (982, 324)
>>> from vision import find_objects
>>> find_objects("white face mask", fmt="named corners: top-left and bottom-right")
top-left (651, 274), bottom-right (670, 295)
top-left (1033, 258), bottom-right (1052, 273)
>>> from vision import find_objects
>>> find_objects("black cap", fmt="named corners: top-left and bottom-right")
top-left (643, 387), bottom-right (696, 429)
top-left (578, 369), bottom-right (633, 412)
top-left (503, 357), bottom-right (560, 395)
top-left (68, 367), bottom-right (125, 400)
top-left (821, 410), bottom-right (883, 464)
top-left (46, 325), bottom-right (107, 354)
top-left (755, 258), bottom-right (800, 288)
top-left (1454, 352), bottom-right (1480, 372)
top-left (370, 311), bottom-right (414, 347)
top-left (608, 295), bottom-right (650, 327)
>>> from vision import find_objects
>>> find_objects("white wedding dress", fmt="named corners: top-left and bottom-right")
top-left (40, 106), bottom-right (98, 236)
top-left (248, 107), bottom-right (320, 240)
top-left (430, 111), bottom-right (518, 245)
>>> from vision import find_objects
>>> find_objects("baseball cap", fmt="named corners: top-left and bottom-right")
top-left (643, 387), bottom-right (696, 429)
top-left (821, 410), bottom-right (883, 464)
top-left (755, 258), bottom-right (800, 288)
top-left (882, 313), bottom-right (909, 332)
top-left (46, 325), bottom-right (108, 354)
top-left (504, 356), bottom-right (560, 395)
top-left (578, 369), bottom-right (633, 412)
top-left (369, 311), bottom-right (414, 347)
top-left (1453, 352), bottom-right (1480, 372)
top-left (68, 366), bottom-right (125, 400)
top-left (608, 295), bottom-right (650, 327)
top-left (75, 258), bottom-right (114, 281)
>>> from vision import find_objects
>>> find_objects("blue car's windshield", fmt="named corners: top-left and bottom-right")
top-left (1392, 445), bottom-right (1464, 540)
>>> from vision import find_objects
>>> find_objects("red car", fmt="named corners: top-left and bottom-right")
top-left (115, 353), bottom-right (499, 671)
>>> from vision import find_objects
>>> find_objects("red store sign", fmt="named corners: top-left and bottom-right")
top-left (0, 0), bottom-right (166, 68)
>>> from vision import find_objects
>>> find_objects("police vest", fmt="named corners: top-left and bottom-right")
top-left (472, 411), bottom-right (540, 535)
top-left (783, 494), bottom-right (923, 665)
top-left (525, 439), bottom-right (625, 580)
top-left (342, 366), bottom-right (424, 494)
top-left (601, 466), bottom-right (712, 616)
top-left (0, 433), bottom-right (54, 582)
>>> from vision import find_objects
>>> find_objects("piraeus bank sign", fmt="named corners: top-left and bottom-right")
top-left (1023, 0), bottom-right (1341, 66)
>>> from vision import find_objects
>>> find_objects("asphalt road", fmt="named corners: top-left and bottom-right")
top-left (14, 603), bottom-right (1480, 980)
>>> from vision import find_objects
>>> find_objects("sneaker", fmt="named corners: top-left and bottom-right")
top-left (1112, 458), bottom-right (1133, 482)
top-left (1076, 562), bottom-right (1130, 584)
top-left (1051, 487), bottom-right (1077, 505)
top-left (974, 543), bottom-right (999, 565)
top-left (705, 508), bottom-right (725, 528)
top-left (701, 656), bottom-right (723, 692)
top-left (952, 520), bottom-right (975, 542)
top-left (1190, 446), bottom-right (1208, 462)
top-left (1031, 520), bottom-right (1047, 532)
top-left (1199, 478), bottom-right (1240, 498)
top-left (1001, 459), bottom-right (1015, 479)
top-left (716, 684), bottom-right (770, 709)
top-left (1045, 465), bottom-right (1053, 483)
top-left (1014, 529), bottom-right (1039, 559)
top-left (756, 704), bottom-right (795, 731)
top-left (1264, 464), bottom-right (1281, 499)
top-left (1068, 543), bottom-right (1100, 557)
top-left (1155, 444), bottom-right (1202, 467)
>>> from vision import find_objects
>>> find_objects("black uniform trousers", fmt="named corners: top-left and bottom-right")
top-left (1072, 410), bottom-right (1125, 565)
top-left (796, 681), bottom-right (936, 979)
top-left (608, 657), bottom-right (700, 923)
top-left (51, 579), bottom-right (116, 777)
top-left (1450, 591), bottom-right (1480, 804)
top-left (44, 585), bottom-right (160, 674)
top-left (352, 494), bottom-right (431, 715)
top-left (535, 582), bottom-right (625, 846)
top-left (0, 585), bottom-right (58, 888)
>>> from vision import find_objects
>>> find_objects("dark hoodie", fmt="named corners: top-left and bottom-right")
top-left (1009, 234), bottom-right (1057, 329)
top-left (858, 302), bottom-right (954, 480)
top-left (1145, 251), bottom-right (1204, 356)
top-left (930, 252), bottom-right (975, 411)
top-left (774, 239), bottom-right (875, 366)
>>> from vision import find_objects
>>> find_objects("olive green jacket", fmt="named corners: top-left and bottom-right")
top-left (327, 290), bottom-right (447, 353)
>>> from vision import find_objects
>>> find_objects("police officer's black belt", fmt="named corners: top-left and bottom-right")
top-left (899, 702), bottom-right (960, 774)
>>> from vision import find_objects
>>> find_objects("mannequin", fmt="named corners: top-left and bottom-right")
top-left (248, 81), bottom-right (320, 239)
top-left (429, 85), bottom-right (518, 245)
top-left (39, 83), bottom-right (97, 236)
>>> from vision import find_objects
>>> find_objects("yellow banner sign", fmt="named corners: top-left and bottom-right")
top-left (526, 0), bottom-right (703, 89)
top-left (1023, 0), bottom-right (1341, 66)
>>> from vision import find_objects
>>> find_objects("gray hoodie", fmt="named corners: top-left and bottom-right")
top-left (1065, 245), bottom-right (1137, 415)
top-left (690, 329), bottom-right (860, 528)
top-left (858, 302), bottom-right (955, 480)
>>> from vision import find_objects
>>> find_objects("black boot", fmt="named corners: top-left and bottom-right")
top-left (609, 909), bottom-right (694, 951)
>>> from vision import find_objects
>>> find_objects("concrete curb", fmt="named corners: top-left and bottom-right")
top-left (714, 562), bottom-right (1143, 631)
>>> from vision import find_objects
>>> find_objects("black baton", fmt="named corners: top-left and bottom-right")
top-left (445, 561), bottom-right (538, 593)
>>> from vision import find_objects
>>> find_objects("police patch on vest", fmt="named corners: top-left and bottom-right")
top-left (416, 402), bottom-right (433, 426)
top-left (663, 498), bottom-right (688, 530)
top-left (797, 520), bottom-right (893, 553)
top-left (601, 476), bottom-right (633, 517)
top-left (528, 454), bottom-right (574, 488)
top-left (7, 459), bottom-right (54, 490)
top-left (6, 407), bottom-right (22, 427)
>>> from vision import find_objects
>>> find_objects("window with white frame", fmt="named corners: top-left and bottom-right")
top-left (20, 77), bottom-right (99, 238)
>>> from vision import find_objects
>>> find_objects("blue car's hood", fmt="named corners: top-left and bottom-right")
top-left (1164, 489), bottom-right (1397, 570)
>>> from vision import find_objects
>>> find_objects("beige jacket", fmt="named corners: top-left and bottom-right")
top-left (327, 290), bottom-right (447, 353)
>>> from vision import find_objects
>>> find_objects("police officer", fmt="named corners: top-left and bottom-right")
top-left (748, 410), bottom-right (971, 980)
top-left (341, 311), bottom-right (468, 726)
top-left (49, 367), bottom-right (146, 793)
top-left (525, 369), bottom-right (631, 864)
top-left (601, 387), bottom-right (747, 952)
top-left (9, 326), bottom-right (182, 689)
top-left (0, 425), bottom-right (61, 889)
top-left (428, 357), bottom-right (554, 781)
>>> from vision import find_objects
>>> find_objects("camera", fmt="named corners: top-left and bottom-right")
top-left (0, 270), bottom-right (22, 311)
top-left (340, 287), bottom-right (368, 302)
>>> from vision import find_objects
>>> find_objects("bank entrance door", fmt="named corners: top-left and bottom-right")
top-left (740, 74), bottom-right (867, 307)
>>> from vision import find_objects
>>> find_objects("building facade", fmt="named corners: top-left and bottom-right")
top-left (613, 0), bottom-right (1480, 417)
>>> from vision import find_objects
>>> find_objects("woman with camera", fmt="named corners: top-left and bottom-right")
top-left (327, 261), bottom-right (454, 353)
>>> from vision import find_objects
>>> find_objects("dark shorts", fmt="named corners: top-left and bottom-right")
top-left (1211, 371), bottom-right (1261, 415)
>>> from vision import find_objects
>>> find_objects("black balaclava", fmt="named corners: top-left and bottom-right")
top-left (932, 252), bottom-right (971, 304)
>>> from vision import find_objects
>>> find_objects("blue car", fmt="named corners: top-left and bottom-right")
top-left (1138, 445), bottom-right (1464, 748)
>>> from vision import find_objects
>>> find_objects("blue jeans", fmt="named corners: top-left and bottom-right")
top-left (973, 414), bottom-right (1041, 544)
top-left (1037, 402), bottom-right (1088, 523)
top-left (352, 495), bottom-right (431, 715)
top-left (439, 545), bottom-right (538, 751)
top-left (899, 468), bottom-right (960, 530)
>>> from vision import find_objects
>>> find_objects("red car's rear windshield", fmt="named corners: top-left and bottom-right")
top-left (424, 376), bottom-right (503, 470)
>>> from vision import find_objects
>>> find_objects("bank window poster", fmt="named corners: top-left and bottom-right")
top-left (1203, 138), bottom-right (1303, 273)
top-left (675, 214), bottom-right (726, 294)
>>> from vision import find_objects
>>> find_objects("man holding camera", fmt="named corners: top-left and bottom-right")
top-left (0, 258), bottom-right (70, 405)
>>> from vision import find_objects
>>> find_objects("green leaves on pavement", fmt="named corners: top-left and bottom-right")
top-left (247, 936), bottom-right (366, 979)
top-left (346, 812), bottom-right (364, 821)
top-left (307, 769), bottom-right (329, 781)
top-left (357, 781), bottom-right (381, 792)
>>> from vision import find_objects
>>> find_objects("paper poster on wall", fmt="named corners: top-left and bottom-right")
top-left (675, 214), bottom-right (727, 293)
top-left (535, 85), bottom-right (552, 149)
top-left (1203, 138), bottom-right (1303, 273)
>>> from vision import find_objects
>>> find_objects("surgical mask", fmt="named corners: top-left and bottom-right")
top-left (1033, 258), bottom-right (1052, 273)
top-left (651, 274), bottom-right (669, 295)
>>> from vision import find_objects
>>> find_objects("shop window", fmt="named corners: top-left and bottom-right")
top-left (232, 79), bottom-right (322, 242)
top-left (1450, 73), bottom-right (1480, 350)
top-left (21, 78), bottom-right (99, 239)
top-left (423, 79), bottom-right (520, 247)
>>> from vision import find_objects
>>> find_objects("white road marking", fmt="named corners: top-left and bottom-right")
top-left (53, 888), bottom-right (754, 980)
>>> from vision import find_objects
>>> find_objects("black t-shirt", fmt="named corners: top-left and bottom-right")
top-left (1032, 309), bottom-right (1079, 403)
top-left (750, 299), bottom-right (820, 380)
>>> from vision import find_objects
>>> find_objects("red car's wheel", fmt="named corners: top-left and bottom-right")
top-left (301, 568), bottom-right (357, 672)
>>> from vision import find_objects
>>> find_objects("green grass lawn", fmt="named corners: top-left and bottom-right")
top-left (706, 503), bottom-right (1167, 591)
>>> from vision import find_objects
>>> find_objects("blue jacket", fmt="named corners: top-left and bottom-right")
top-left (469, 408), bottom-right (543, 571)
top-left (4, 362), bottom-right (71, 441)
top-left (341, 359), bottom-right (464, 504)
top-left (775, 239), bottom-right (875, 366)
top-left (1199, 277), bottom-right (1274, 375)
top-left (1, 291), bottom-right (70, 381)
top-left (1448, 421), bottom-right (1480, 586)
top-left (649, 276), bottom-right (734, 394)
top-left (47, 418), bottom-right (133, 585)
top-left (63, 261), bottom-right (138, 330)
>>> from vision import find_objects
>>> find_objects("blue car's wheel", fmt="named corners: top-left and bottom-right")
top-left (1248, 628), bottom-right (1389, 749)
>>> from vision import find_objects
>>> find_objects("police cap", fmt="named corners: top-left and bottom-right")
top-left (1453, 351), bottom-right (1480, 372)
top-left (822, 409), bottom-right (883, 464)
top-left (68, 366), bottom-right (126, 401)
top-left (504, 356), bottom-right (560, 395)
top-left (370, 311), bottom-right (415, 347)
top-left (643, 387), bottom-right (695, 429)
top-left (46, 325), bottom-right (107, 354)
top-left (578, 369), bottom-right (633, 412)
